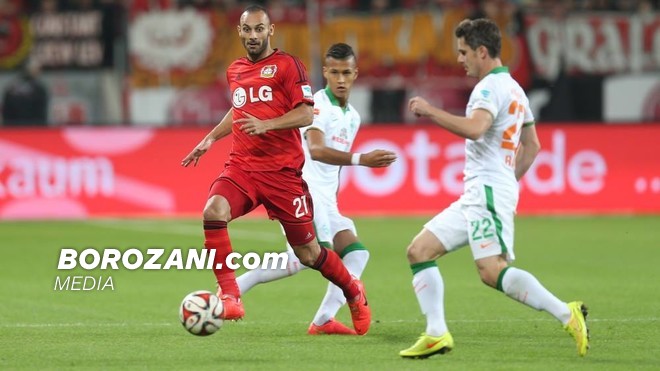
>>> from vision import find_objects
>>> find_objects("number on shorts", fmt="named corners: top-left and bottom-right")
top-left (293, 195), bottom-right (309, 218)
top-left (470, 218), bottom-right (494, 241)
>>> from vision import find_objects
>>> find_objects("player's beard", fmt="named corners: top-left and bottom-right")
top-left (245, 41), bottom-right (267, 61)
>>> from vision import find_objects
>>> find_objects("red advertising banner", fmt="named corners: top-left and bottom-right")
top-left (341, 125), bottom-right (659, 215)
top-left (0, 125), bottom-right (658, 219)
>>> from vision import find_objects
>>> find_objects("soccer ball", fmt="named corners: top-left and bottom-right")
top-left (179, 290), bottom-right (224, 336)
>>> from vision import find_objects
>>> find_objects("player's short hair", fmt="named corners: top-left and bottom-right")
top-left (242, 4), bottom-right (271, 24)
top-left (325, 43), bottom-right (356, 62)
top-left (454, 18), bottom-right (501, 58)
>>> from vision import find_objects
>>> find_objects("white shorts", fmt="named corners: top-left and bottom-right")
top-left (310, 187), bottom-right (356, 245)
top-left (424, 183), bottom-right (517, 261)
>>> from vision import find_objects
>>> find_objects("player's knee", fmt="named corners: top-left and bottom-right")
top-left (203, 196), bottom-right (230, 221)
top-left (298, 256), bottom-right (316, 267)
top-left (478, 270), bottom-right (498, 288)
top-left (476, 259), bottom-right (505, 288)
top-left (203, 205), bottom-right (229, 221)
top-left (406, 241), bottom-right (427, 264)
top-left (407, 230), bottom-right (446, 264)
top-left (292, 243), bottom-right (319, 267)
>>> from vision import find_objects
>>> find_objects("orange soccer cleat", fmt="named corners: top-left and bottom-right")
top-left (217, 289), bottom-right (245, 321)
top-left (307, 318), bottom-right (357, 335)
top-left (347, 278), bottom-right (371, 335)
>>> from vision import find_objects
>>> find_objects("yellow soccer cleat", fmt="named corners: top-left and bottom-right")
top-left (399, 332), bottom-right (454, 359)
top-left (564, 301), bottom-right (590, 356)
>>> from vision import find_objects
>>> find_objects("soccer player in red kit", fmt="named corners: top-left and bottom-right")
top-left (181, 5), bottom-right (371, 335)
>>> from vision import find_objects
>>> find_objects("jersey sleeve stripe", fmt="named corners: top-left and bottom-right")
top-left (290, 55), bottom-right (308, 83)
top-left (523, 121), bottom-right (535, 127)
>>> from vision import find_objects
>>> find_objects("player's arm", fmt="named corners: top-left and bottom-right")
top-left (236, 103), bottom-right (313, 136)
top-left (305, 128), bottom-right (396, 167)
top-left (409, 96), bottom-right (492, 140)
top-left (515, 123), bottom-right (541, 180)
top-left (265, 102), bottom-right (314, 130)
top-left (181, 109), bottom-right (233, 167)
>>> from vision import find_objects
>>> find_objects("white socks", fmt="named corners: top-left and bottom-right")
top-left (237, 247), bottom-right (306, 295)
top-left (409, 264), bottom-right (572, 337)
top-left (311, 250), bottom-right (370, 326)
top-left (413, 267), bottom-right (448, 337)
top-left (500, 267), bottom-right (571, 324)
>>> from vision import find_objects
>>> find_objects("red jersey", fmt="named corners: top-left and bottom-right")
top-left (226, 50), bottom-right (314, 172)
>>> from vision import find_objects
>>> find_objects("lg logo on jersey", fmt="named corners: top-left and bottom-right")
top-left (232, 86), bottom-right (273, 108)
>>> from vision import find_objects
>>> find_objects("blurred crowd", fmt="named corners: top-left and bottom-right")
top-left (158, 0), bottom-right (660, 14)
top-left (1, 0), bottom-right (658, 126)
top-left (313, 0), bottom-right (658, 14)
top-left (1, 0), bottom-right (657, 16)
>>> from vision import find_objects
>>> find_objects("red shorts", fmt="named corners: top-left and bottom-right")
top-left (208, 166), bottom-right (315, 246)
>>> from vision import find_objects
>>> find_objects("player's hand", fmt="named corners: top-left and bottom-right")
top-left (409, 96), bottom-right (431, 118)
top-left (235, 113), bottom-right (272, 136)
top-left (361, 149), bottom-right (397, 168)
top-left (181, 139), bottom-right (213, 167)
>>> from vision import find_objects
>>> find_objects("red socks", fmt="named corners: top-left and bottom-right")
top-left (204, 220), bottom-right (240, 298)
top-left (204, 221), bottom-right (357, 301)
top-left (312, 247), bottom-right (359, 300)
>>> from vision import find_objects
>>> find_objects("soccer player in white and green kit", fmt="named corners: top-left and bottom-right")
top-left (399, 18), bottom-right (589, 358)
top-left (237, 43), bottom-right (396, 335)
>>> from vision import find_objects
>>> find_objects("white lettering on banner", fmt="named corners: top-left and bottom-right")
top-left (599, 20), bottom-right (627, 71)
top-left (405, 131), bottom-right (440, 195)
top-left (441, 142), bottom-right (466, 195)
top-left (32, 40), bottom-right (104, 67)
top-left (30, 11), bottom-right (105, 67)
top-left (521, 131), bottom-right (607, 195)
top-left (0, 157), bottom-right (114, 199)
top-left (526, 14), bottom-right (660, 79)
top-left (568, 151), bottom-right (607, 194)
top-left (342, 129), bottom-right (607, 198)
top-left (403, 131), bottom-right (464, 196)
top-left (564, 19), bottom-right (627, 73)
top-left (31, 12), bottom-right (102, 37)
top-left (342, 132), bottom-right (466, 197)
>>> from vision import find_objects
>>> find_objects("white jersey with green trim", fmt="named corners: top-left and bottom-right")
top-left (464, 66), bottom-right (534, 191)
top-left (301, 88), bottom-right (361, 197)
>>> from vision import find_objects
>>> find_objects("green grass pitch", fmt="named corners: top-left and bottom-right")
top-left (1, 216), bottom-right (659, 370)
